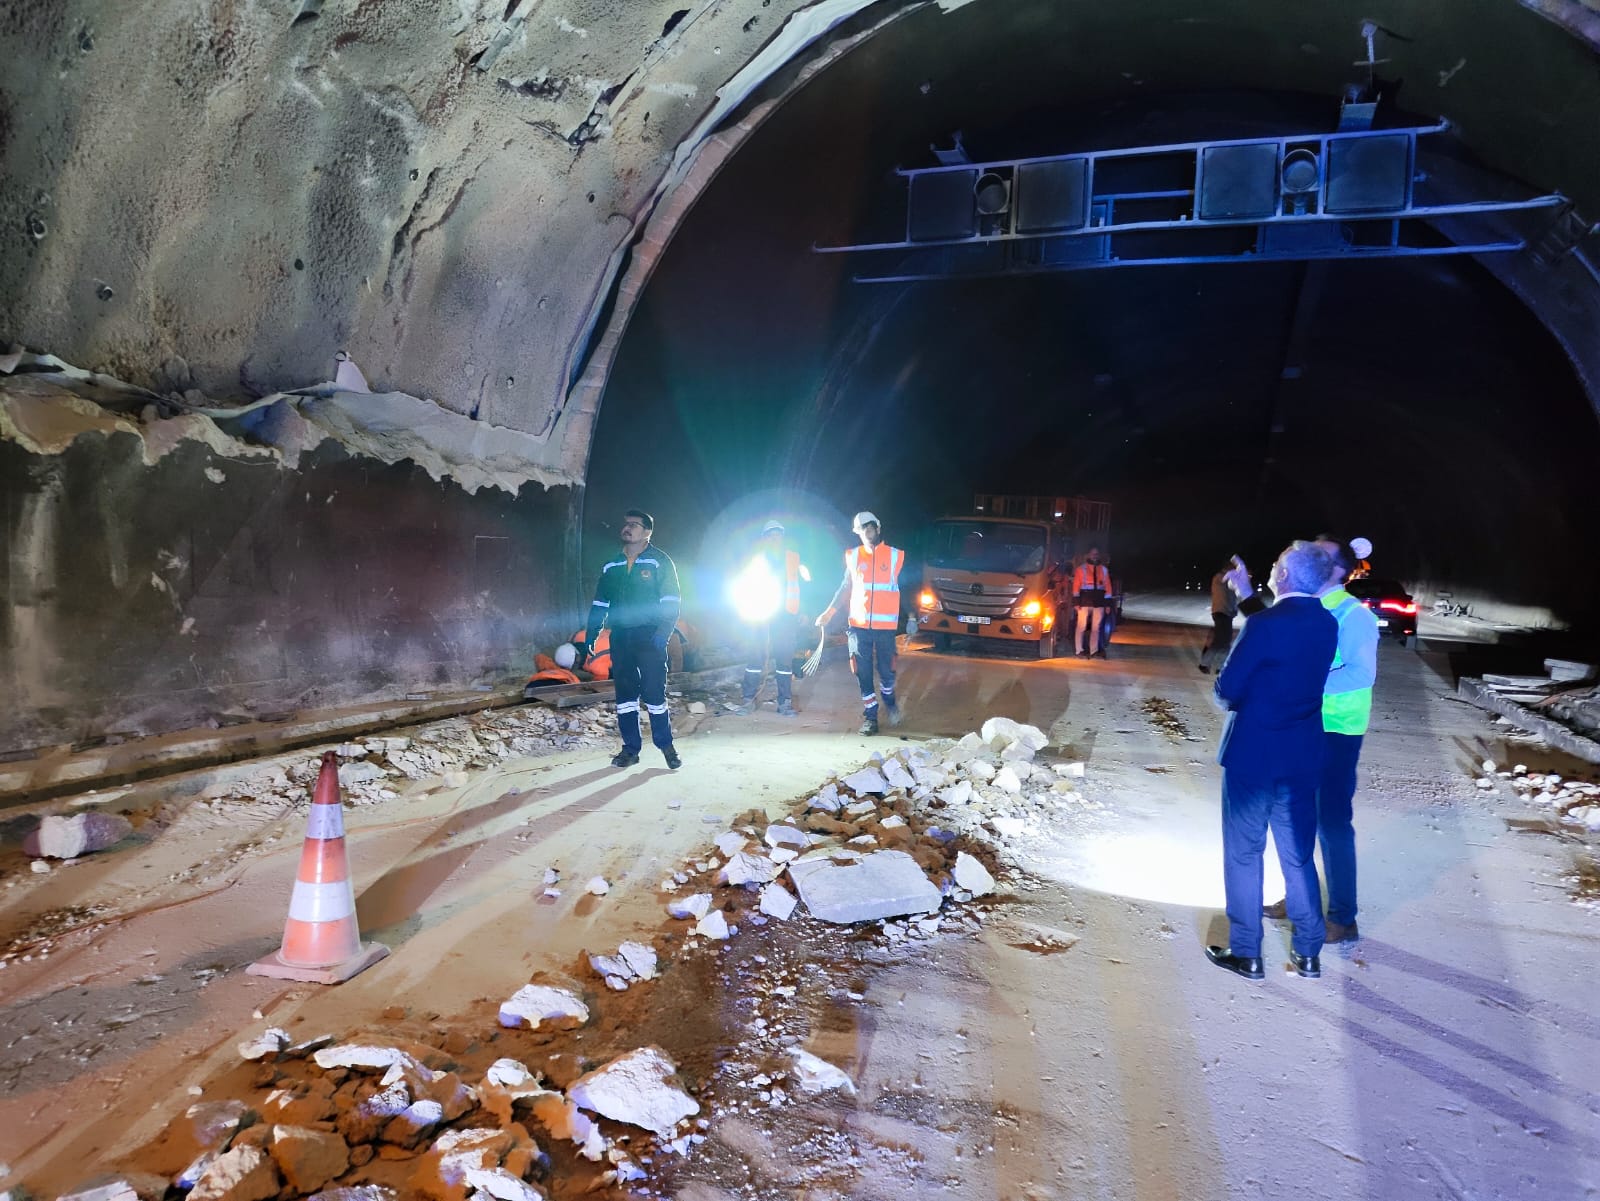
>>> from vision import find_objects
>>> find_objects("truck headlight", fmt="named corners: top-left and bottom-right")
top-left (1013, 598), bottom-right (1042, 618)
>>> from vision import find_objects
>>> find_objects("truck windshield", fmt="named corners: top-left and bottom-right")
top-left (927, 522), bottom-right (1047, 573)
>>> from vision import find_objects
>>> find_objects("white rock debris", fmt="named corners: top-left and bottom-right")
top-left (566, 1047), bottom-right (700, 1138)
top-left (496, 984), bottom-right (590, 1030)
top-left (952, 852), bottom-right (996, 897)
top-left (238, 1028), bottom-right (292, 1060)
top-left (667, 893), bottom-right (712, 920)
top-left (696, 910), bottom-right (731, 940)
top-left (585, 876), bottom-right (610, 896)
top-left (759, 882), bottom-right (798, 920)
top-left (791, 850), bottom-right (942, 924)
top-left (23, 811), bottom-right (135, 859)
top-left (790, 1049), bottom-right (856, 1095)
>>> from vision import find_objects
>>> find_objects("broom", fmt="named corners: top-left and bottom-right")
top-left (799, 625), bottom-right (828, 678)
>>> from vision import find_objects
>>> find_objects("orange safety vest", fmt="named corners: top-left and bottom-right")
top-left (782, 550), bottom-right (802, 616)
top-left (846, 544), bottom-right (903, 630)
top-left (573, 627), bottom-right (612, 680)
top-left (1073, 561), bottom-right (1110, 592)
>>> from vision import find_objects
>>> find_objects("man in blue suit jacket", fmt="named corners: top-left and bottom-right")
top-left (1207, 541), bottom-right (1339, 981)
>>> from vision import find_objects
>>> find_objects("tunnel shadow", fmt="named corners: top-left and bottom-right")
top-left (355, 765), bottom-right (635, 937)
top-left (1283, 985), bottom-right (1587, 1153)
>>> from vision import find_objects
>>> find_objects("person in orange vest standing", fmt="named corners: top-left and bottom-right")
top-left (734, 519), bottom-right (811, 717)
top-left (817, 511), bottom-right (905, 736)
top-left (1072, 546), bottom-right (1113, 659)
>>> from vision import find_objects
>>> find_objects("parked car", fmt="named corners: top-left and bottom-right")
top-left (1343, 577), bottom-right (1417, 639)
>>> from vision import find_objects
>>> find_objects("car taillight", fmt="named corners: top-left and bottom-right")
top-left (1379, 601), bottom-right (1418, 615)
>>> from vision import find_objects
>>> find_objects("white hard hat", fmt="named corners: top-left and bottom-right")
top-left (1349, 536), bottom-right (1373, 560)
top-left (852, 511), bottom-right (880, 531)
top-left (554, 642), bottom-right (577, 669)
top-left (760, 519), bottom-right (785, 535)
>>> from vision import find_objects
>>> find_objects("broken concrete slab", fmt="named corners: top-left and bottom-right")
top-left (310, 1188), bottom-right (398, 1201)
top-left (758, 881), bottom-right (798, 920)
top-left (1053, 761), bottom-right (1086, 778)
top-left (566, 1046), bottom-right (700, 1138)
top-left (808, 784), bottom-right (843, 812)
top-left (238, 1028), bottom-right (291, 1061)
top-left (717, 850), bottom-right (782, 887)
top-left (791, 849), bottom-right (942, 924)
top-left (994, 765), bottom-right (1023, 795)
top-left (696, 910), bottom-right (730, 940)
top-left (952, 852), bottom-right (996, 897)
top-left (23, 811), bottom-right (134, 859)
top-left (617, 941), bottom-right (657, 980)
top-left (667, 892), bottom-right (712, 920)
top-left (496, 985), bottom-right (590, 1030)
top-left (880, 758), bottom-right (915, 790)
top-left (790, 1049), bottom-right (856, 1095)
top-left (313, 1045), bottom-right (416, 1073)
top-left (841, 766), bottom-right (888, 794)
top-left (981, 717), bottom-right (1047, 755)
top-left (763, 823), bottom-right (811, 849)
top-left (188, 1145), bottom-right (281, 1201)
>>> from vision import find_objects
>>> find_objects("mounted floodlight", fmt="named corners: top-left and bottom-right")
top-left (975, 172), bottom-right (1010, 216)
top-left (1282, 149), bottom-right (1321, 194)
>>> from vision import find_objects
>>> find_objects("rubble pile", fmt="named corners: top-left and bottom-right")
top-left (657, 716), bottom-right (1086, 939)
top-left (1474, 759), bottom-right (1600, 832)
top-left (54, 993), bottom-right (702, 1201)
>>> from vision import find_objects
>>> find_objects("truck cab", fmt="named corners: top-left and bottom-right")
top-left (914, 495), bottom-right (1111, 659)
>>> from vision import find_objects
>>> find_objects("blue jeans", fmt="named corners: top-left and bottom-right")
top-left (1222, 769), bottom-right (1325, 958)
top-left (848, 628), bottom-right (897, 719)
top-left (1319, 733), bottom-right (1362, 926)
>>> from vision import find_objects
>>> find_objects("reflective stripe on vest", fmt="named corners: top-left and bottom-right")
top-left (1073, 562), bottom-right (1109, 592)
top-left (846, 545), bottom-right (903, 630)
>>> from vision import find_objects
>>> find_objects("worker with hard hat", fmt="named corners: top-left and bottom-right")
top-left (578, 508), bottom-right (683, 770)
top-left (817, 511), bottom-right (906, 735)
top-left (731, 519), bottom-right (811, 717)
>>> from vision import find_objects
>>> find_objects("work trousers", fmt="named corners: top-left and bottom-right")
top-left (1319, 732), bottom-right (1363, 926)
top-left (1222, 769), bottom-right (1325, 958)
top-left (610, 625), bottom-right (673, 753)
top-left (1074, 601), bottom-right (1104, 654)
top-left (848, 627), bottom-right (898, 719)
top-left (743, 615), bottom-right (798, 705)
top-left (1201, 612), bottom-right (1236, 669)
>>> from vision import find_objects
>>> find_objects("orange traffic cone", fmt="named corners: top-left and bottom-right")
top-left (247, 751), bottom-right (389, 984)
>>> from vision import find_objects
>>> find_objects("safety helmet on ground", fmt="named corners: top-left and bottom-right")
top-left (1349, 536), bottom-right (1373, 560)
top-left (852, 511), bottom-right (880, 532)
top-left (761, 519), bottom-right (785, 536)
top-left (554, 642), bottom-right (577, 669)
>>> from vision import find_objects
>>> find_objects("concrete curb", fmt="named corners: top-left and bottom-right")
top-left (1458, 677), bottom-right (1600, 765)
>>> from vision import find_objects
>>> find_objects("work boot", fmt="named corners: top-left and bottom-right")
top-left (610, 749), bottom-right (640, 768)
top-left (663, 746), bottom-right (682, 770)
top-left (884, 702), bottom-right (903, 727)
top-left (733, 702), bottom-right (755, 716)
top-left (1290, 951), bottom-right (1322, 978)
top-left (1204, 946), bottom-right (1264, 981)
top-left (776, 701), bottom-right (797, 717)
top-left (1261, 899), bottom-right (1288, 920)
top-left (1325, 920), bottom-right (1359, 944)
top-left (858, 718), bottom-right (879, 736)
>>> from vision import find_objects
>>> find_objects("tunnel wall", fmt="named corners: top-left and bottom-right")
top-left (1, 433), bottom-right (578, 754)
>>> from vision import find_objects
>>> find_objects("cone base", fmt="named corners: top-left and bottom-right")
top-left (246, 940), bottom-right (390, 985)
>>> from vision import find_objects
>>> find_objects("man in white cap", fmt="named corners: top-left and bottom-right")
top-left (733, 519), bottom-right (811, 716)
top-left (817, 511), bottom-right (906, 735)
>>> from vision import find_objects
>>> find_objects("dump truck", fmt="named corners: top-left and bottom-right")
top-left (914, 494), bottom-right (1113, 658)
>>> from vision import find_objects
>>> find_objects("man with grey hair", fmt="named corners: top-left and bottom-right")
top-left (1206, 540), bottom-right (1339, 981)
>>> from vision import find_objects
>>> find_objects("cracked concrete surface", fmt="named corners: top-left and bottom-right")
top-left (0, 0), bottom-right (897, 485)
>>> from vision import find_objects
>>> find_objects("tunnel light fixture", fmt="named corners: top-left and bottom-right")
top-left (816, 119), bottom-right (1568, 281)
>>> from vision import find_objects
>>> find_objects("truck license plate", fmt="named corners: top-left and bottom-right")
top-left (958, 615), bottom-right (991, 625)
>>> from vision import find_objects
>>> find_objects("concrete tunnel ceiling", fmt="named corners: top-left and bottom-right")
top-left (3, 0), bottom-right (1600, 492)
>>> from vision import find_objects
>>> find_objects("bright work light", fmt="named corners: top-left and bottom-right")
top-left (730, 557), bottom-right (782, 623)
